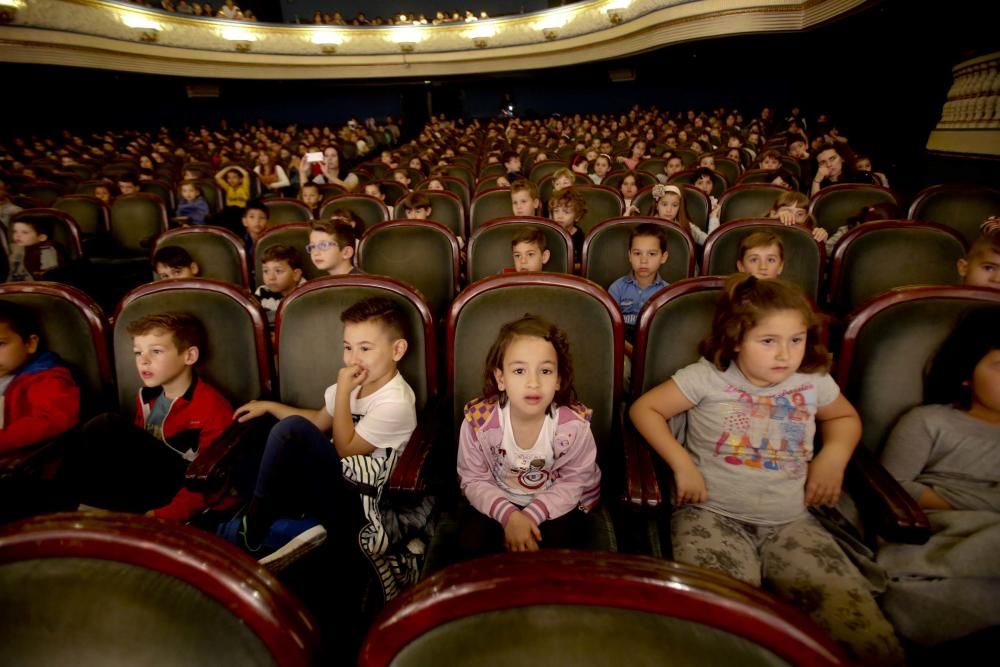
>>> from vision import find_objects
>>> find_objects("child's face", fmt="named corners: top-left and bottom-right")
top-left (628, 235), bottom-right (668, 281)
top-left (11, 222), bottom-right (46, 247)
top-left (695, 175), bottom-right (713, 195)
top-left (393, 172), bottom-right (410, 186)
top-left (505, 156), bottom-right (521, 173)
top-left (665, 158), bottom-right (684, 176)
top-left (494, 335), bottom-right (560, 421)
top-left (761, 156), bottom-right (781, 170)
top-left (656, 194), bottom-right (681, 221)
top-left (855, 158), bottom-right (872, 172)
top-left (133, 329), bottom-right (196, 391)
top-left (551, 204), bottom-right (578, 230)
top-left (776, 204), bottom-right (809, 226)
top-left (737, 244), bottom-right (784, 280)
top-left (736, 309), bottom-right (808, 388)
top-left (511, 190), bottom-right (538, 217)
top-left (262, 259), bottom-right (302, 295)
top-left (308, 231), bottom-right (350, 273)
top-left (427, 180), bottom-right (444, 191)
top-left (364, 184), bottom-right (384, 201)
top-left (225, 171), bottom-right (243, 186)
top-left (94, 186), bottom-right (112, 203)
top-left (958, 249), bottom-right (1000, 288)
top-left (970, 349), bottom-right (1000, 418)
top-left (155, 262), bottom-right (199, 280)
top-left (180, 184), bottom-right (199, 202)
top-left (512, 241), bottom-right (549, 272)
top-left (242, 208), bottom-right (269, 239)
top-left (0, 323), bottom-right (38, 376)
top-left (406, 206), bottom-right (432, 220)
top-left (301, 187), bottom-right (320, 207)
top-left (620, 176), bottom-right (638, 198)
top-left (117, 181), bottom-right (137, 195)
top-left (553, 175), bottom-right (572, 191)
top-left (699, 156), bottom-right (715, 170)
top-left (342, 320), bottom-right (406, 390)
top-left (594, 157), bottom-right (611, 176)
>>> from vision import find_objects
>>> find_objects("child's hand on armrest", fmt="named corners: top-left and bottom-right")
top-left (234, 399), bottom-right (276, 423)
top-left (504, 511), bottom-right (541, 552)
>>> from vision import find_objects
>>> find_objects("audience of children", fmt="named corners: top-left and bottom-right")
top-left (241, 199), bottom-right (270, 270)
top-left (548, 187), bottom-right (586, 266)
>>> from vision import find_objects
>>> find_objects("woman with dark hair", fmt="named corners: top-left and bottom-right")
top-left (810, 143), bottom-right (878, 195)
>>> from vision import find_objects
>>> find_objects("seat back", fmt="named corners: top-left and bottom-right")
top-left (829, 221), bottom-right (967, 313)
top-left (140, 179), bottom-right (175, 212)
top-left (443, 165), bottom-right (474, 191)
top-left (0, 283), bottom-right (113, 417)
top-left (470, 188), bottom-right (516, 234)
top-left (418, 176), bottom-right (470, 212)
top-left (447, 275), bottom-right (623, 448)
top-left (263, 198), bottom-right (313, 225)
top-left (669, 169), bottom-right (728, 198)
top-left (838, 287), bottom-right (1000, 454)
top-left (255, 224), bottom-right (325, 282)
top-left (153, 227), bottom-right (250, 288)
top-left (582, 217), bottom-right (696, 288)
top-left (703, 220), bottom-right (824, 301)
top-left (191, 179), bottom-right (224, 214)
top-left (718, 184), bottom-right (788, 225)
top-left (637, 158), bottom-right (666, 175)
top-left (529, 160), bottom-right (567, 184)
top-left (602, 170), bottom-right (658, 190)
top-left (358, 221), bottom-right (460, 322)
top-left (360, 551), bottom-right (847, 667)
top-left (53, 195), bottom-right (109, 237)
top-left (633, 185), bottom-right (711, 233)
top-left (10, 209), bottom-right (84, 260)
top-left (781, 156), bottom-right (802, 180)
top-left (477, 163), bottom-right (507, 180)
top-left (0, 512), bottom-right (320, 667)
top-left (467, 218), bottom-right (573, 282)
top-left (572, 185), bottom-right (625, 234)
top-left (809, 184), bottom-right (900, 236)
top-left (109, 193), bottom-right (168, 256)
top-left (907, 184), bottom-right (1000, 245)
top-left (713, 158), bottom-right (742, 186)
top-left (538, 175), bottom-right (592, 212)
top-left (19, 181), bottom-right (64, 208)
top-left (393, 190), bottom-right (465, 239)
top-left (275, 276), bottom-right (436, 413)
top-left (319, 194), bottom-right (390, 230)
top-left (113, 281), bottom-right (272, 416)
top-left (632, 278), bottom-right (725, 396)
top-left (673, 149), bottom-right (698, 167)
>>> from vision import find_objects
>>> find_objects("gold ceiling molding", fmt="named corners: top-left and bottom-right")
top-left (0, 0), bottom-right (869, 78)
top-left (926, 51), bottom-right (1000, 157)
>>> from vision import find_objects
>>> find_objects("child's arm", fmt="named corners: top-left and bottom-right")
top-left (807, 393), bottom-right (861, 506)
top-left (880, 408), bottom-right (954, 511)
top-left (629, 379), bottom-right (707, 505)
top-left (0, 371), bottom-right (79, 452)
top-left (234, 399), bottom-right (332, 432)
top-left (271, 166), bottom-right (291, 190)
top-left (520, 422), bottom-right (600, 531)
top-left (330, 364), bottom-right (377, 457)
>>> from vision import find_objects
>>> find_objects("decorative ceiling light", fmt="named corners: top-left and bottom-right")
top-left (466, 24), bottom-right (495, 49)
top-left (536, 13), bottom-right (568, 41)
top-left (220, 26), bottom-right (257, 51)
top-left (388, 26), bottom-right (424, 53)
top-left (311, 31), bottom-right (344, 54)
top-left (605, 0), bottom-right (630, 25)
top-left (121, 12), bottom-right (163, 42)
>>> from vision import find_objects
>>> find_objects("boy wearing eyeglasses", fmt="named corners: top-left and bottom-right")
top-left (308, 219), bottom-right (360, 276)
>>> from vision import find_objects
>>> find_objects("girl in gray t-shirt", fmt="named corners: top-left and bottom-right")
top-left (631, 275), bottom-right (903, 666)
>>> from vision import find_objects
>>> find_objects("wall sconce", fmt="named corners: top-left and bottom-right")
top-left (388, 26), bottom-right (424, 53)
top-left (311, 31), bottom-right (343, 54)
top-left (605, 0), bottom-right (629, 25)
top-left (542, 29), bottom-right (558, 41)
top-left (220, 26), bottom-right (257, 51)
top-left (121, 12), bottom-right (163, 42)
top-left (536, 13), bottom-right (568, 41)
top-left (465, 24), bottom-right (495, 49)
top-left (0, 0), bottom-right (23, 24)
top-left (474, 38), bottom-right (488, 48)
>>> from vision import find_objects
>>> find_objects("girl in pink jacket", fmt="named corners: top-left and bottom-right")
top-left (457, 314), bottom-right (601, 555)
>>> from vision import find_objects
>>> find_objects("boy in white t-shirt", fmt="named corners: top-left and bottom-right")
top-left (218, 297), bottom-right (416, 570)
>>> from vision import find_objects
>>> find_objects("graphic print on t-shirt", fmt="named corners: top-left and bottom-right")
top-left (714, 383), bottom-right (811, 476)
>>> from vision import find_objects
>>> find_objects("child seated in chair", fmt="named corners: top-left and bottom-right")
top-left (299, 183), bottom-right (322, 219)
top-left (61, 312), bottom-right (232, 521)
top-left (510, 179), bottom-right (541, 218)
top-left (401, 192), bottom-right (432, 221)
top-left (510, 227), bottom-right (550, 273)
top-left (241, 199), bottom-right (270, 272)
top-left (549, 188), bottom-right (586, 267)
top-left (0, 302), bottom-right (80, 453)
top-left (152, 246), bottom-right (200, 281)
top-left (308, 219), bottom-right (359, 276)
top-left (176, 181), bottom-right (210, 226)
top-left (609, 224), bottom-right (669, 352)
top-left (736, 232), bottom-right (784, 281)
top-left (255, 244), bottom-right (305, 323)
top-left (220, 297), bottom-right (417, 571)
top-left (958, 218), bottom-right (1000, 289)
top-left (7, 217), bottom-right (68, 282)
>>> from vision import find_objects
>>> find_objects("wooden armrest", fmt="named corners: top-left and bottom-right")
top-left (847, 446), bottom-right (930, 545)
top-left (0, 432), bottom-right (74, 480)
top-left (620, 409), bottom-right (663, 510)
top-left (184, 414), bottom-right (276, 489)
top-left (388, 398), bottom-right (443, 496)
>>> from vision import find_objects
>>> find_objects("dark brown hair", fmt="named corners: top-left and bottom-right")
top-left (511, 226), bottom-right (547, 251)
top-left (260, 243), bottom-right (303, 270)
top-left (482, 314), bottom-right (576, 412)
top-left (738, 232), bottom-right (784, 262)
top-left (311, 218), bottom-right (358, 248)
top-left (699, 274), bottom-right (831, 374)
top-left (630, 222), bottom-right (668, 252)
top-left (341, 296), bottom-right (407, 342)
top-left (127, 312), bottom-right (206, 355)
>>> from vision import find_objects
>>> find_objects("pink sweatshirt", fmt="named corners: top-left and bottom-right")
top-left (457, 397), bottom-right (601, 527)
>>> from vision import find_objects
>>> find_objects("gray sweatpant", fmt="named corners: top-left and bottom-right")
top-left (671, 506), bottom-right (904, 666)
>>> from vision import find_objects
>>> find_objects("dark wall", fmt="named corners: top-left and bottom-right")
top-left (3, 0), bottom-right (997, 195)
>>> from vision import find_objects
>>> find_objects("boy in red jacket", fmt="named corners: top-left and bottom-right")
top-left (0, 302), bottom-right (80, 452)
top-left (63, 312), bottom-right (232, 521)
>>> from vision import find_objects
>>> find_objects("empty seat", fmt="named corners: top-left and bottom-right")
top-left (809, 184), bottom-right (900, 236)
top-left (19, 181), bottom-right (65, 208)
top-left (53, 194), bottom-right (110, 238)
top-left (717, 184), bottom-right (788, 225)
top-left (140, 179), bottom-right (175, 212)
top-left (467, 218), bottom-right (574, 282)
top-left (393, 190), bottom-right (465, 239)
top-left (582, 217), bottom-right (696, 288)
top-left (470, 188), bottom-right (517, 234)
top-left (571, 185), bottom-right (625, 234)
top-left (262, 198), bottom-right (313, 225)
top-left (319, 194), bottom-right (390, 230)
top-left (358, 220), bottom-right (460, 322)
top-left (703, 219), bottom-right (824, 301)
top-left (153, 227), bottom-right (250, 288)
top-left (907, 183), bottom-right (1000, 245)
top-left (107, 193), bottom-right (168, 257)
top-left (828, 221), bottom-right (967, 313)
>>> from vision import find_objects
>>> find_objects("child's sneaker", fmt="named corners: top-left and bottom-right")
top-left (216, 515), bottom-right (261, 554)
top-left (256, 518), bottom-right (327, 572)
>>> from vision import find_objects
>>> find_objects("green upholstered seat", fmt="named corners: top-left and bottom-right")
top-left (713, 157), bottom-right (742, 187)
top-left (319, 194), bottom-right (390, 230)
top-left (53, 195), bottom-right (109, 237)
top-left (467, 219), bottom-right (573, 282)
top-left (470, 189), bottom-right (516, 234)
top-left (828, 222), bottom-right (967, 313)
top-left (262, 198), bottom-right (313, 225)
top-left (153, 227), bottom-right (249, 288)
top-left (637, 158), bottom-right (666, 175)
top-left (907, 184), bottom-right (1000, 246)
top-left (418, 176), bottom-right (470, 212)
top-left (9, 209), bottom-right (83, 260)
top-left (108, 193), bottom-right (168, 256)
top-left (189, 179), bottom-right (224, 214)
top-left (19, 181), bottom-right (64, 208)
top-left (477, 163), bottom-right (506, 180)
top-left (393, 191), bottom-right (465, 239)
top-left (633, 185), bottom-right (710, 233)
top-left (669, 169), bottom-right (728, 198)
top-left (703, 220), bottom-right (823, 301)
top-left (139, 179), bottom-right (175, 211)
top-left (809, 184), bottom-right (900, 236)
top-left (718, 184), bottom-right (787, 225)
top-left (582, 217), bottom-right (696, 288)
top-left (528, 160), bottom-right (567, 184)
top-left (572, 185), bottom-right (625, 235)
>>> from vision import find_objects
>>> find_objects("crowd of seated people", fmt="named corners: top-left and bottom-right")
top-left (120, 0), bottom-right (259, 20)
top-left (312, 8), bottom-right (491, 26)
top-left (0, 103), bottom-right (997, 664)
